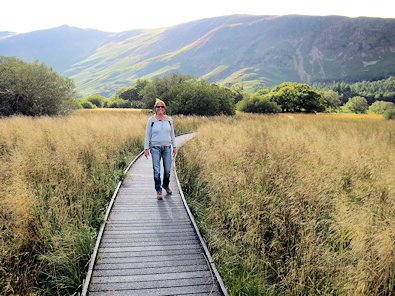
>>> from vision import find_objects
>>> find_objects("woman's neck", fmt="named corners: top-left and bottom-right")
top-left (154, 114), bottom-right (166, 120)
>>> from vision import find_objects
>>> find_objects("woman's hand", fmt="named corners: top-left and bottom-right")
top-left (144, 149), bottom-right (150, 159)
top-left (172, 147), bottom-right (177, 157)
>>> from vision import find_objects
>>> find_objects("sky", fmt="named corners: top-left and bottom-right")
top-left (1, 0), bottom-right (394, 33)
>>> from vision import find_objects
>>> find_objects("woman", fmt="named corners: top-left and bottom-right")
top-left (144, 99), bottom-right (177, 200)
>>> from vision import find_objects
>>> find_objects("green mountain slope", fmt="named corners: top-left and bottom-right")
top-left (1, 15), bottom-right (395, 96)
top-left (0, 25), bottom-right (111, 72)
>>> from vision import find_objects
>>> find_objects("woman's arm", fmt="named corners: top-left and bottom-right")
top-left (169, 117), bottom-right (177, 157)
top-left (144, 117), bottom-right (152, 158)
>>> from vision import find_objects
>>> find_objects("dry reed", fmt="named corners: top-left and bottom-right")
top-left (0, 109), bottom-right (201, 294)
top-left (177, 113), bottom-right (395, 295)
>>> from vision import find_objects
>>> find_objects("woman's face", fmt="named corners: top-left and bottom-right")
top-left (155, 104), bottom-right (165, 115)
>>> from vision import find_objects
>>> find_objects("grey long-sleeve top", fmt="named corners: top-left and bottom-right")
top-left (144, 116), bottom-right (176, 149)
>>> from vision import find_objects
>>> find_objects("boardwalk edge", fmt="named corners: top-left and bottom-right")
top-left (81, 150), bottom-right (144, 296)
top-left (173, 138), bottom-right (229, 295)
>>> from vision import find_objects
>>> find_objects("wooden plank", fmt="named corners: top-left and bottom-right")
top-left (94, 258), bottom-right (207, 270)
top-left (90, 270), bottom-right (211, 284)
top-left (96, 253), bottom-right (205, 264)
top-left (95, 247), bottom-right (203, 258)
top-left (93, 264), bottom-right (210, 277)
top-left (89, 284), bottom-right (219, 295)
top-left (99, 244), bottom-right (201, 253)
top-left (89, 277), bottom-right (217, 292)
top-left (100, 239), bottom-right (200, 247)
top-left (101, 231), bottom-right (194, 239)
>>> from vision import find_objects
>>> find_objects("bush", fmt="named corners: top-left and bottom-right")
top-left (383, 109), bottom-right (395, 120)
top-left (80, 100), bottom-right (96, 109)
top-left (130, 101), bottom-right (145, 108)
top-left (368, 100), bottom-right (395, 114)
top-left (108, 99), bottom-right (132, 108)
top-left (0, 56), bottom-right (75, 116)
top-left (344, 96), bottom-right (369, 113)
top-left (85, 95), bottom-right (107, 108)
top-left (237, 95), bottom-right (281, 113)
top-left (69, 98), bottom-right (83, 110)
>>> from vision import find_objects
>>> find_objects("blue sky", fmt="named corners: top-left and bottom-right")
top-left (1, 0), bottom-right (393, 33)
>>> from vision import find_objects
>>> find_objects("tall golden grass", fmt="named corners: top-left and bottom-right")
top-left (0, 110), bottom-right (147, 294)
top-left (0, 109), bottom-right (201, 294)
top-left (177, 114), bottom-right (395, 295)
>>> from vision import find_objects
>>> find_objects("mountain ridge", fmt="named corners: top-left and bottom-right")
top-left (1, 14), bottom-right (394, 96)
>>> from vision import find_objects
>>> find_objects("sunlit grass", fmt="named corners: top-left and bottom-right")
top-left (177, 113), bottom-right (395, 295)
top-left (2, 108), bottom-right (392, 295)
top-left (0, 109), bottom-right (200, 294)
top-left (278, 112), bottom-right (384, 121)
top-left (75, 108), bottom-right (149, 113)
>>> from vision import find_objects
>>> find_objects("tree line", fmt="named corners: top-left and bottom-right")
top-left (315, 77), bottom-right (395, 105)
top-left (1, 56), bottom-right (394, 118)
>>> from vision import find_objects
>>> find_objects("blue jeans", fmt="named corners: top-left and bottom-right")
top-left (150, 146), bottom-right (172, 192)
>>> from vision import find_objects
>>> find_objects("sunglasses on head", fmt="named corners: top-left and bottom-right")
top-left (156, 106), bottom-right (165, 108)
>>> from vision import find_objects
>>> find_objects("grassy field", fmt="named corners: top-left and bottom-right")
top-left (0, 109), bottom-right (201, 295)
top-left (176, 113), bottom-right (395, 295)
top-left (1, 110), bottom-right (393, 295)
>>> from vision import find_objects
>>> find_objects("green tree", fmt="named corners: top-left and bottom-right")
top-left (115, 79), bottom-right (148, 104)
top-left (269, 83), bottom-right (298, 112)
top-left (368, 100), bottom-right (395, 114)
top-left (141, 73), bottom-right (193, 108)
top-left (345, 96), bottom-right (369, 113)
top-left (230, 84), bottom-right (244, 104)
top-left (322, 90), bottom-right (341, 112)
top-left (169, 79), bottom-right (235, 116)
top-left (0, 56), bottom-right (75, 116)
top-left (237, 94), bottom-right (281, 113)
top-left (255, 86), bottom-right (271, 96)
top-left (316, 76), bottom-right (395, 105)
top-left (269, 82), bottom-right (324, 113)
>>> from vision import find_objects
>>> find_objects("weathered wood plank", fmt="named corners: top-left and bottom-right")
top-left (89, 284), bottom-right (219, 295)
top-left (94, 258), bottom-right (207, 270)
top-left (99, 244), bottom-right (201, 253)
top-left (89, 277), bottom-right (216, 292)
top-left (101, 231), bottom-right (194, 239)
top-left (93, 264), bottom-right (210, 277)
top-left (96, 253), bottom-right (205, 264)
top-left (100, 238), bottom-right (200, 247)
top-left (90, 270), bottom-right (211, 284)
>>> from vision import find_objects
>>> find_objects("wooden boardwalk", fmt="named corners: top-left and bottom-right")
top-left (83, 133), bottom-right (227, 295)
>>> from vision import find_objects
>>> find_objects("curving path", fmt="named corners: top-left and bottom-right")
top-left (83, 133), bottom-right (227, 295)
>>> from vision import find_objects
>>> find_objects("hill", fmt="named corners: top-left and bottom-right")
top-left (0, 25), bottom-right (110, 72)
top-left (1, 15), bottom-right (395, 96)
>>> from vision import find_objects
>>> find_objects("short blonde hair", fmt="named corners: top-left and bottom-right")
top-left (154, 98), bottom-right (166, 109)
